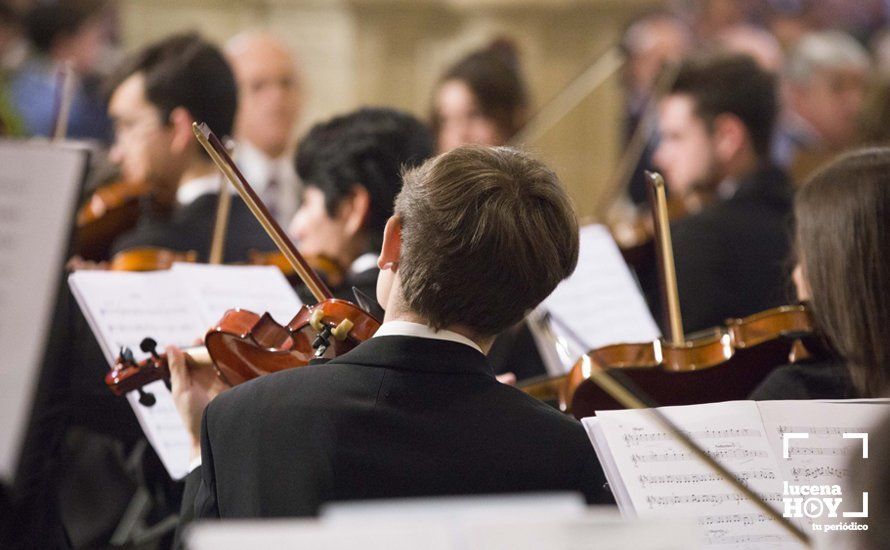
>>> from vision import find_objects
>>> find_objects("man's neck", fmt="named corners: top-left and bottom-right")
top-left (722, 148), bottom-right (761, 186)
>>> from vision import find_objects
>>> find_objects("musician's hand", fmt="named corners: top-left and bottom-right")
top-left (496, 372), bottom-right (517, 386)
top-left (65, 255), bottom-right (109, 271)
top-left (168, 344), bottom-right (229, 462)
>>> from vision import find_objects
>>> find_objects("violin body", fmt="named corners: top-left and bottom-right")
top-left (248, 250), bottom-right (346, 288)
top-left (109, 246), bottom-right (198, 271)
top-left (75, 180), bottom-right (153, 261)
top-left (106, 299), bottom-right (381, 397)
top-left (521, 305), bottom-right (827, 419)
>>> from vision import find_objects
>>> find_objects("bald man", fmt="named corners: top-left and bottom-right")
top-left (226, 31), bottom-right (303, 223)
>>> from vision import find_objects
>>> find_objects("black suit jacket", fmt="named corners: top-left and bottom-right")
top-left (111, 192), bottom-right (276, 263)
top-left (640, 165), bottom-right (795, 333)
top-left (179, 336), bottom-right (610, 525)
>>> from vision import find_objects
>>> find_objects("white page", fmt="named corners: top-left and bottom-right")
top-left (541, 225), bottom-right (660, 373)
top-left (69, 270), bottom-right (206, 479)
top-left (171, 262), bottom-right (302, 327)
top-left (69, 265), bottom-right (307, 479)
top-left (758, 400), bottom-right (888, 535)
top-left (0, 141), bottom-right (87, 482)
top-left (585, 402), bottom-right (803, 549)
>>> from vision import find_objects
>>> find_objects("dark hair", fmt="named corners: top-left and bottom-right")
top-left (669, 53), bottom-right (777, 158)
top-left (105, 32), bottom-right (237, 139)
top-left (395, 145), bottom-right (579, 336)
top-left (431, 38), bottom-right (529, 143)
top-left (26, 0), bottom-right (107, 54)
top-left (795, 147), bottom-right (890, 397)
top-left (295, 107), bottom-right (434, 252)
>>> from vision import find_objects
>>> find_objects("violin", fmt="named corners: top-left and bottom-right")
top-left (248, 250), bottom-right (346, 288)
top-left (520, 304), bottom-right (828, 419)
top-left (103, 122), bottom-right (381, 403)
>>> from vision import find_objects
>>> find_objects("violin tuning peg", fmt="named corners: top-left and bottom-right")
top-left (120, 347), bottom-right (136, 366)
top-left (137, 388), bottom-right (156, 407)
top-left (140, 337), bottom-right (160, 359)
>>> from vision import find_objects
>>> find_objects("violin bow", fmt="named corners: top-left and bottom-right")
top-left (646, 171), bottom-right (684, 344)
top-left (547, 316), bottom-right (811, 547)
top-left (192, 122), bottom-right (333, 302)
top-left (51, 61), bottom-right (76, 141)
top-left (509, 46), bottom-right (624, 146)
top-left (208, 139), bottom-right (235, 265)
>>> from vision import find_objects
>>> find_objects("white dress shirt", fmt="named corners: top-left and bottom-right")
top-left (175, 173), bottom-right (226, 207)
top-left (372, 320), bottom-right (483, 354)
top-left (235, 140), bottom-right (301, 224)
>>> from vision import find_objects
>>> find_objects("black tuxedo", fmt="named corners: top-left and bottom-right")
top-left (111, 192), bottom-right (276, 262)
top-left (180, 336), bottom-right (611, 525)
top-left (640, 165), bottom-right (795, 333)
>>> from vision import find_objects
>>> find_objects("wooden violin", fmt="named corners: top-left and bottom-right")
top-left (248, 249), bottom-right (346, 288)
top-left (104, 122), bottom-right (381, 403)
top-left (521, 172), bottom-right (829, 418)
top-left (520, 303), bottom-right (827, 419)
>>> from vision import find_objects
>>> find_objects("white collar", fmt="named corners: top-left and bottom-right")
top-left (235, 140), bottom-right (294, 190)
top-left (372, 320), bottom-right (483, 354)
top-left (349, 252), bottom-right (378, 275)
top-left (175, 173), bottom-right (226, 206)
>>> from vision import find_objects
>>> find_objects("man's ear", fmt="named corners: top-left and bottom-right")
top-left (341, 184), bottom-right (370, 237)
top-left (168, 107), bottom-right (197, 155)
top-left (378, 215), bottom-right (401, 271)
top-left (712, 112), bottom-right (748, 162)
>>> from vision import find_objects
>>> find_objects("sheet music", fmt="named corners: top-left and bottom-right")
top-left (540, 225), bottom-right (660, 373)
top-left (171, 263), bottom-right (302, 326)
top-left (0, 141), bottom-right (87, 482)
top-left (584, 401), bottom-right (802, 549)
top-left (69, 265), bottom-right (304, 479)
top-left (758, 400), bottom-right (886, 533)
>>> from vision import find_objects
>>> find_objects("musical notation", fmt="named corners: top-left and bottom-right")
top-left (790, 465), bottom-right (848, 482)
top-left (776, 425), bottom-right (867, 436)
top-left (787, 446), bottom-right (853, 457)
top-left (704, 533), bottom-right (787, 545)
top-left (631, 448), bottom-right (767, 466)
top-left (698, 513), bottom-right (771, 527)
top-left (645, 492), bottom-right (782, 508)
top-left (638, 469), bottom-right (775, 488)
top-left (624, 428), bottom-right (761, 447)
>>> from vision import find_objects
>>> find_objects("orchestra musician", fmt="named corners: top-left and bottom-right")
top-left (225, 31), bottom-right (303, 225)
top-left (638, 52), bottom-right (794, 333)
top-left (751, 147), bottom-right (890, 400)
top-left (286, 107), bottom-right (433, 303)
top-left (430, 38), bottom-right (528, 152)
top-left (168, 146), bottom-right (611, 531)
top-left (104, 32), bottom-right (275, 262)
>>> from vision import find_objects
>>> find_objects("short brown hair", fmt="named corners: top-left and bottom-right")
top-left (796, 147), bottom-right (890, 397)
top-left (395, 145), bottom-right (579, 336)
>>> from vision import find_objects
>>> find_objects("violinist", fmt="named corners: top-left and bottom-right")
top-left (751, 147), bottom-right (890, 400)
top-left (169, 146), bottom-right (611, 528)
top-left (104, 32), bottom-right (274, 262)
top-left (639, 52), bottom-right (794, 333)
top-left (286, 107), bottom-right (433, 302)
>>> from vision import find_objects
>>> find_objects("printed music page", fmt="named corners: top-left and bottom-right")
top-left (757, 400), bottom-right (887, 534)
top-left (584, 399), bottom-right (889, 549)
top-left (171, 262), bottom-right (302, 326)
top-left (69, 265), bottom-right (305, 479)
top-left (584, 401), bottom-right (803, 549)
top-left (539, 224), bottom-right (660, 373)
top-left (0, 141), bottom-right (87, 482)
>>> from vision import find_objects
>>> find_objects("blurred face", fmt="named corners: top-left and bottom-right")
top-left (288, 186), bottom-right (349, 261)
top-left (107, 73), bottom-right (179, 193)
top-left (653, 94), bottom-right (719, 196)
top-left (793, 67), bottom-right (867, 149)
top-left (434, 80), bottom-right (505, 153)
top-left (229, 39), bottom-right (301, 158)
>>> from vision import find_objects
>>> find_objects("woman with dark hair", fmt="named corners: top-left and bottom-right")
top-left (431, 38), bottom-right (529, 153)
top-left (750, 147), bottom-right (890, 400)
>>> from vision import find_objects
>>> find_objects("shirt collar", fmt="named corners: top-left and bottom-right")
top-left (175, 173), bottom-right (225, 206)
top-left (372, 320), bottom-right (483, 354)
top-left (349, 252), bottom-right (379, 275)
